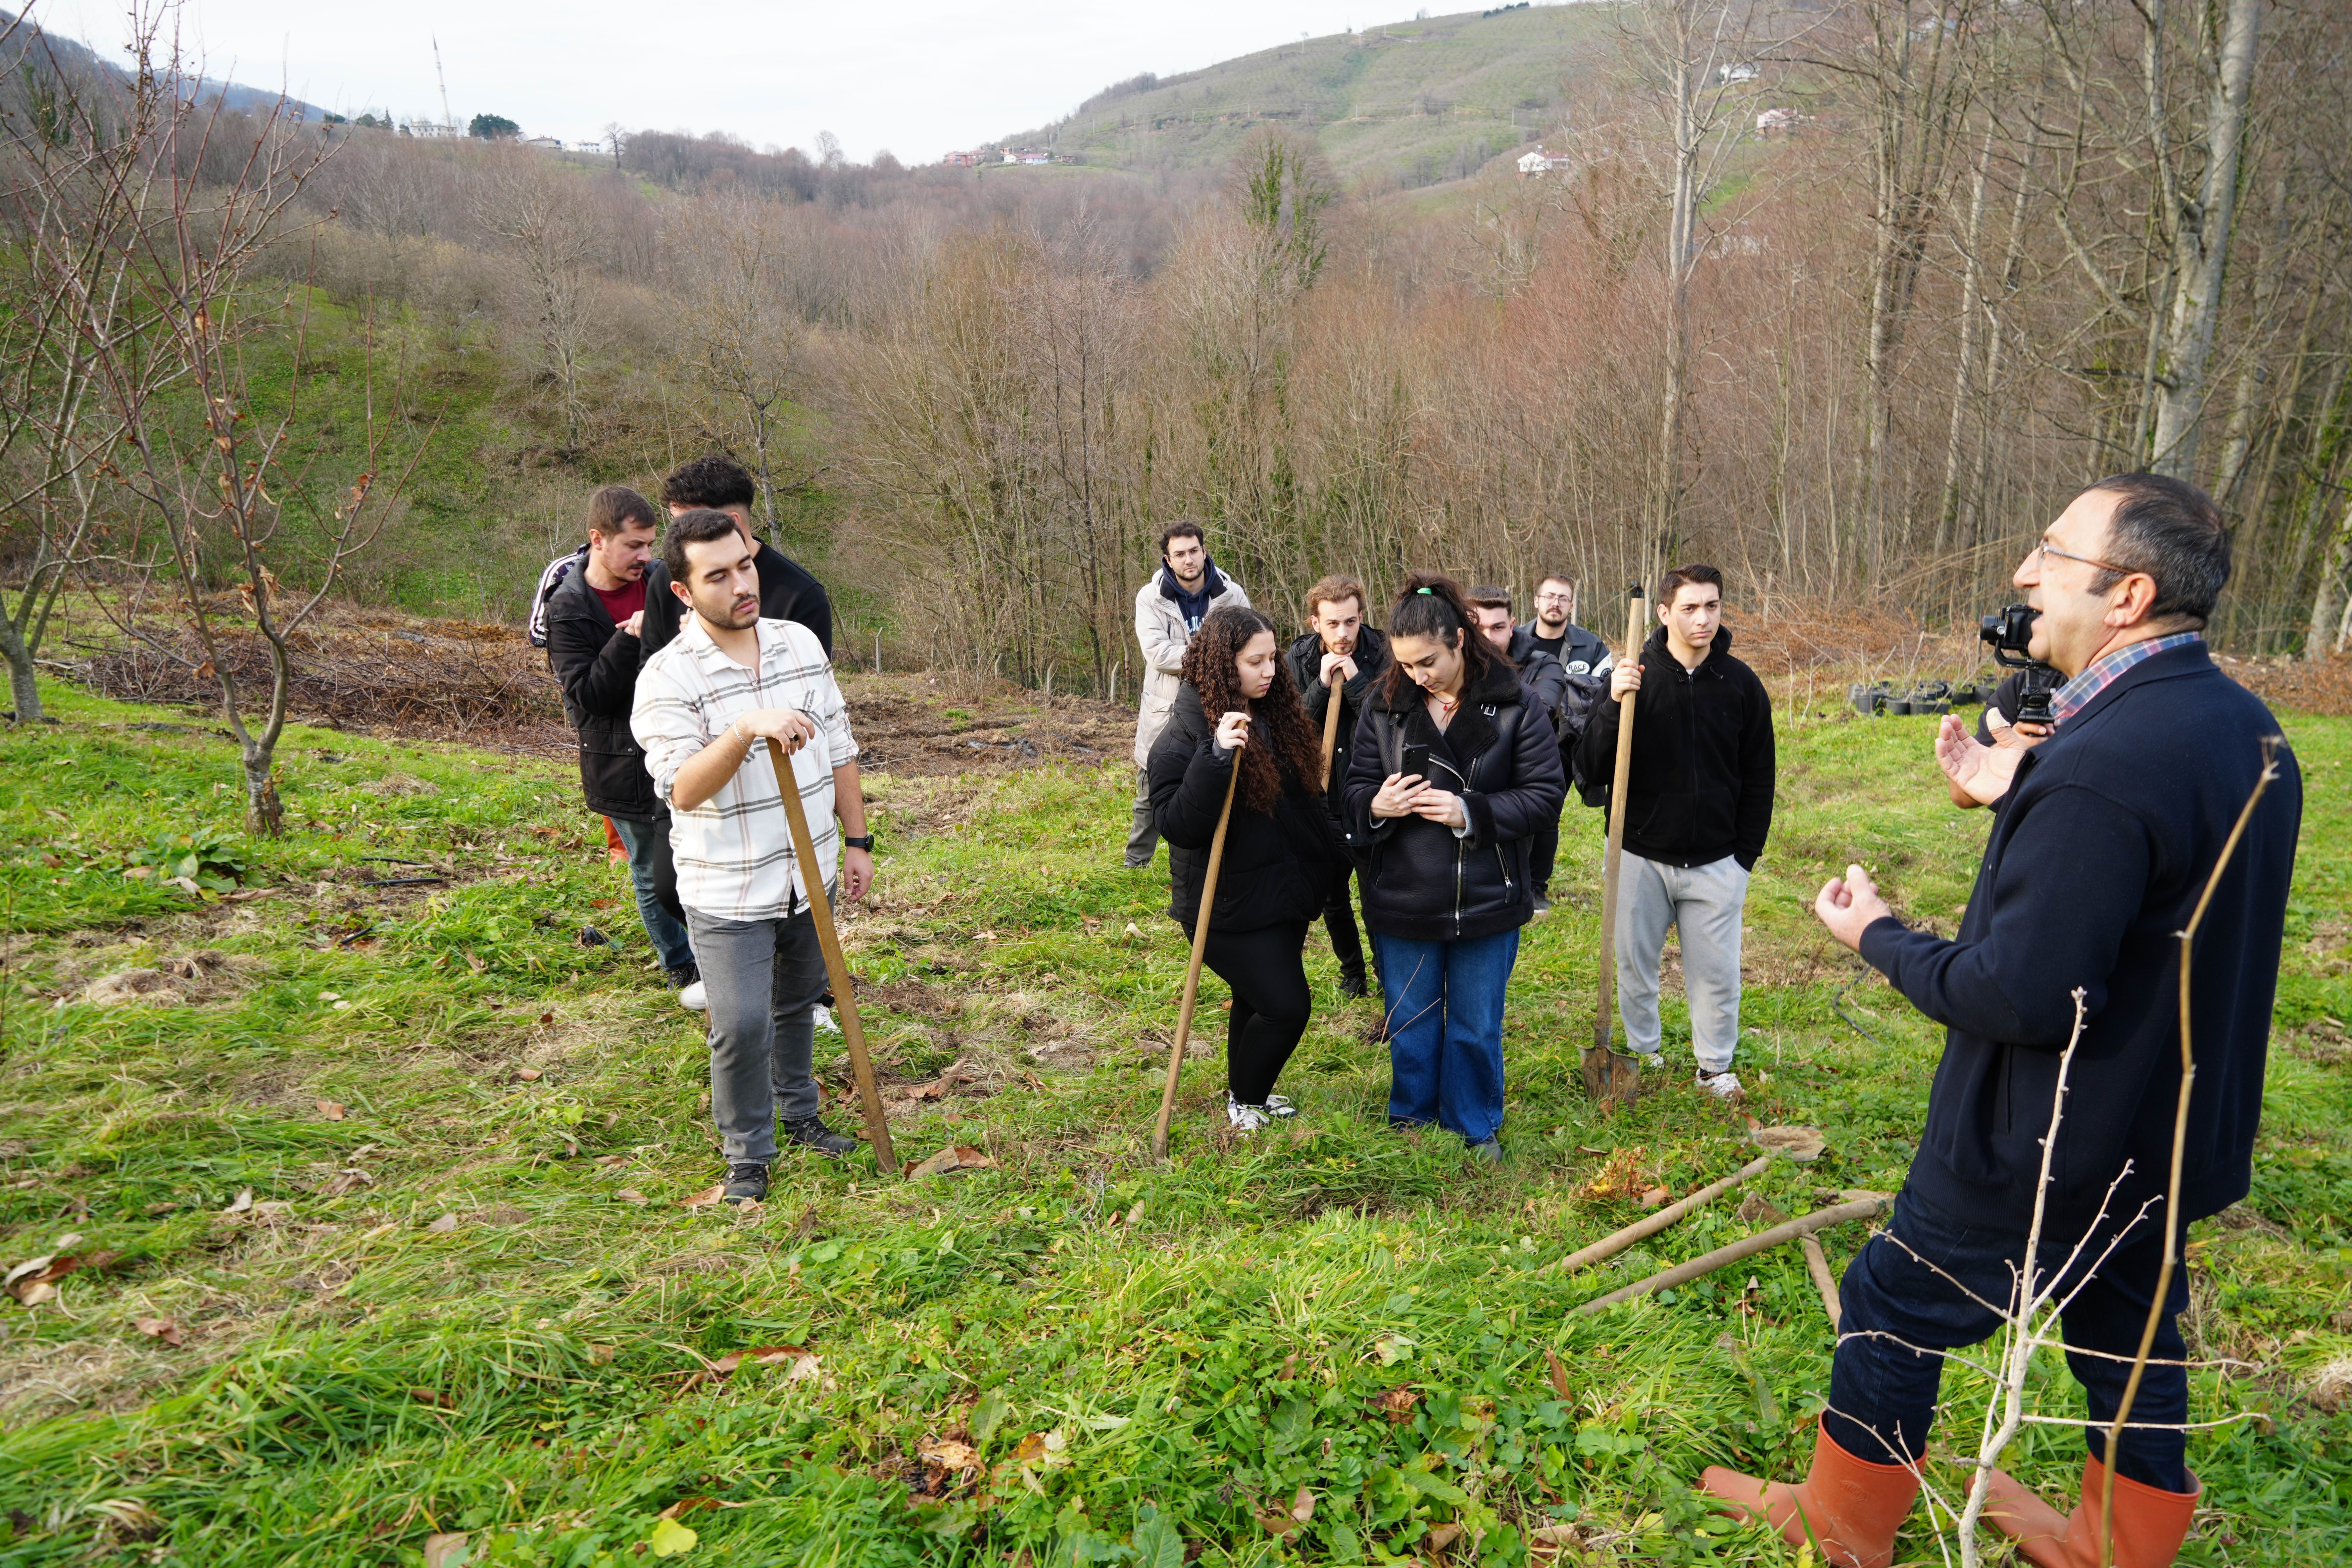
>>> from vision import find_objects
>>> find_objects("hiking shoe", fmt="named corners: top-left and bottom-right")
top-left (1338, 967), bottom-right (1368, 999)
top-left (1531, 892), bottom-right (1554, 913)
top-left (1468, 1136), bottom-right (1504, 1166)
top-left (722, 1162), bottom-right (769, 1204)
top-left (782, 1116), bottom-right (859, 1158)
top-left (1226, 1099), bottom-right (1272, 1134)
top-left (1696, 1068), bottom-right (1745, 1100)
top-left (1262, 1093), bottom-right (1299, 1119)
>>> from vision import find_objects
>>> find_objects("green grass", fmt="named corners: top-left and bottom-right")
top-left (1, 678), bottom-right (2347, 1565)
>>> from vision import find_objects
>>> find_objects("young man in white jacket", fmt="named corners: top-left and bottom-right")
top-left (1126, 521), bottom-right (1248, 867)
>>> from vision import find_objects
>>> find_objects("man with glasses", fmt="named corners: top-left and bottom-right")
top-left (1520, 575), bottom-right (1613, 678)
top-left (1700, 475), bottom-right (2303, 1568)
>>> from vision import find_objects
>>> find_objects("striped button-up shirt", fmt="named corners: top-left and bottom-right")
top-left (2050, 631), bottom-right (2206, 725)
top-left (631, 615), bottom-right (859, 920)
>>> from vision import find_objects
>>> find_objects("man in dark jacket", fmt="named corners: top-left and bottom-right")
top-left (1471, 586), bottom-right (1571, 910)
top-left (1284, 573), bottom-right (1389, 996)
top-left (1702, 475), bottom-right (2302, 1568)
top-left (638, 455), bottom-right (833, 661)
top-left (1521, 575), bottom-right (1614, 677)
top-left (543, 485), bottom-right (700, 1007)
top-left (1576, 565), bottom-right (1774, 1098)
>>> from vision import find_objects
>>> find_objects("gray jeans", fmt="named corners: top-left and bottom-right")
top-left (1616, 851), bottom-right (1749, 1073)
top-left (685, 905), bottom-right (830, 1163)
top-left (1126, 767), bottom-right (1160, 865)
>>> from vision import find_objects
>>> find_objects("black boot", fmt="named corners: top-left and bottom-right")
top-left (1338, 964), bottom-right (1368, 999)
top-left (722, 1162), bottom-right (769, 1204)
top-left (782, 1116), bottom-right (859, 1159)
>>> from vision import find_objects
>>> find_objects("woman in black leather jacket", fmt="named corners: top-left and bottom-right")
top-left (1343, 573), bottom-right (1565, 1161)
top-left (1148, 607), bottom-right (1347, 1133)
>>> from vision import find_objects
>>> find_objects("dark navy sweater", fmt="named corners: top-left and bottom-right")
top-left (1859, 643), bottom-right (2301, 1237)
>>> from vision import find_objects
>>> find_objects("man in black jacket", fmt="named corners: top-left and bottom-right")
top-left (543, 486), bottom-right (701, 1007)
top-left (1471, 586), bottom-right (1571, 911)
top-left (1576, 565), bottom-right (1774, 1098)
top-left (1520, 575), bottom-right (1614, 678)
top-left (638, 455), bottom-right (832, 660)
top-left (1284, 573), bottom-right (1389, 997)
top-left (1702, 475), bottom-right (2301, 1568)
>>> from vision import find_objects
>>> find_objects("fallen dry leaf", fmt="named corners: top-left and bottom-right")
top-left (596, 1154), bottom-right (630, 1168)
top-left (615, 1189), bottom-right (649, 1206)
top-left (1752, 1124), bottom-right (1829, 1162)
top-left (316, 1098), bottom-right (347, 1121)
top-left (1374, 1386), bottom-right (1419, 1421)
top-left (680, 1183), bottom-right (726, 1209)
top-left (1426, 1521), bottom-right (1463, 1551)
top-left (905, 1144), bottom-right (997, 1180)
top-left (1289, 1487), bottom-right (1316, 1524)
top-left (919, 1436), bottom-right (981, 1471)
top-left (221, 1188), bottom-right (254, 1215)
top-left (1639, 1186), bottom-right (1671, 1208)
top-left (588, 1343), bottom-right (617, 1365)
top-left (409, 1387), bottom-right (456, 1410)
top-left (514, 1067), bottom-right (543, 1082)
top-left (1545, 1347), bottom-right (1572, 1401)
top-left (425, 1212), bottom-right (459, 1233)
top-left (135, 1316), bottom-right (183, 1347)
top-left (655, 1497), bottom-right (724, 1521)
top-left (424, 1532), bottom-right (469, 1568)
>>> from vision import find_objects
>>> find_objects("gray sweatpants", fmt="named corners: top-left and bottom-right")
top-left (685, 905), bottom-right (830, 1163)
top-left (1126, 767), bottom-right (1160, 866)
top-left (1616, 851), bottom-right (1749, 1074)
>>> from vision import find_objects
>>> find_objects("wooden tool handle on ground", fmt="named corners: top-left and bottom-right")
top-left (1572, 1195), bottom-right (1891, 1315)
top-left (1585, 591), bottom-right (1647, 1101)
top-left (766, 737), bottom-right (897, 1173)
top-left (1151, 763), bottom-right (1240, 1161)
top-left (1319, 673), bottom-right (1343, 790)
top-left (1555, 1154), bottom-right (1772, 1274)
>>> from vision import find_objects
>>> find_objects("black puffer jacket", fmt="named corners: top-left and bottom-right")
top-left (1286, 625), bottom-right (1391, 808)
top-left (1344, 657), bottom-right (1567, 942)
top-left (543, 566), bottom-right (659, 821)
top-left (1576, 623), bottom-right (1775, 869)
top-left (1148, 685), bottom-right (1346, 934)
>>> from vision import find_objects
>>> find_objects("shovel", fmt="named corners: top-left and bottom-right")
top-left (1150, 758), bottom-right (1241, 1161)
top-left (1585, 586), bottom-right (1647, 1108)
top-left (766, 737), bottom-right (898, 1174)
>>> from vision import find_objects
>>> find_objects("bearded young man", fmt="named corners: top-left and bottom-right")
top-left (631, 510), bottom-right (876, 1203)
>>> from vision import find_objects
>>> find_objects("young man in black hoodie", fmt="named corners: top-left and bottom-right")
top-left (1575, 565), bottom-right (1774, 1099)
top-left (1470, 586), bottom-right (1571, 911)
top-left (1283, 574), bottom-right (1389, 997)
top-left (1700, 476), bottom-right (2301, 1568)
top-left (543, 486), bottom-right (701, 1007)
top-left (638, 455), bottom-right (833, 660)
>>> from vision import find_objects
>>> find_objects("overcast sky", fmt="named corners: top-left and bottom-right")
top-left (24, 0), bottom-right (1491, 161)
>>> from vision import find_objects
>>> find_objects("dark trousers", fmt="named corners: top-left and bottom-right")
top-left (1198, 920), bottom-right (1313, 1105)
top-left (608, 813), bottom-right (693, 973)
top-left (1531, 817), bottom-right (1559, 895)
top-left (1826, 1188), bottom-right (2190, 1493)
top-left (1321, 863), bottom-right (1370, 980)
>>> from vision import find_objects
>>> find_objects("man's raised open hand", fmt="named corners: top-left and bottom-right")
top-left (1935, 714), bottom-right (2030, 806)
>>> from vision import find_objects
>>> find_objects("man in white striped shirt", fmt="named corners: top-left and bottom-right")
top-left (632, 510), bottom-right (874, 1202)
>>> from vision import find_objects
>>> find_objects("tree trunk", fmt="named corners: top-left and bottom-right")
top-left (2149, 0), bottom-right (2264, 478)
top-left (1936, 121), bottom-right (1995, 569)
top-left (1, 613), bottom-right (41, 723)
top-left (2306, 496), bottom-right (2351, 661)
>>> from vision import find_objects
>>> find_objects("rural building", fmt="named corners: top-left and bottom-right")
top-left (1517, 146), bottom-right (1572, 177)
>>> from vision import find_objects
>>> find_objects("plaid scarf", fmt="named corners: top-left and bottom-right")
top-left (2050, 632), bottom-right (2206, 724)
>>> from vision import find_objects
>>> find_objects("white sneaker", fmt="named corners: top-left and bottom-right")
top-left (814, 1004), bottom-right (840, 1034)
top-left (1696, 1068), bottom-right (1744, 1099)
top-left (1262, 1093), bottom-right (1299, 1119)
top-left (677, 981), bottom-right (708, 1011)
top-left (1226, 1099), bottom-right (1272, 1133)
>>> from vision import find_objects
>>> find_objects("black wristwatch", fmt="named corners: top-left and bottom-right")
top-left (841, 835), bottom-right (874, 852)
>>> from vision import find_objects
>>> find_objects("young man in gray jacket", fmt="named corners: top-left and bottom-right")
top-left (1127, 521), bottom-right (1249, 867)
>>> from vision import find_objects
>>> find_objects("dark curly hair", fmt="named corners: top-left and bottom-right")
top-left (662, 454), bottom-right (757, 513)
top-left (1378, 570), bottom-right (1504, 702)
top-left (1179, 606), bottom-right (1323, 812)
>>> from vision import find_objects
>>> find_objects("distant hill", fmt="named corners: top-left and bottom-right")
top-left (988, 3), bottom-right (1612, 189)
top-left (0, 10), bottom-right (328, 125)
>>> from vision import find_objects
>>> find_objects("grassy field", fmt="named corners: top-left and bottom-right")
top-left (1, 673), bottom-right (2346, 1566)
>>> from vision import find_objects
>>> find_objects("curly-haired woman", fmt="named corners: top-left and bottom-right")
top-left (1343, 572), bottom-right (1566, 1162)
top-left (1147, 605), bottom-right (1349, 1132)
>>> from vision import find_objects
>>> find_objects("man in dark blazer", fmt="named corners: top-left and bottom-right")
top-left (1701, 474), bottom-right (2301, 1568)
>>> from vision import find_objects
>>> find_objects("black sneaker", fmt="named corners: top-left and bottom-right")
top-left (665, 962), bottom-right (701, 989)
top-left (722, 1162), bottom-right (769, 1204)
top-left (1338, 967), bottom-right (1368, 999)
top-left (1530, 892), bottom-right (1554, 913)
top-left (782, 1116), bottom-right (859, 1159)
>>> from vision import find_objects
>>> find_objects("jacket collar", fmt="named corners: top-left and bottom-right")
top-left (2052, 637), bottom-right (2215, 733)
top-left (1160, 559), bottom-right (1226, 603)
top-left (1642, 621), bottom-right (1734, 675)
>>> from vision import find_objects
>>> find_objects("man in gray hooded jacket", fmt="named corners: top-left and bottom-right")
top-left (1127, 521), bottom-right (1249, 867)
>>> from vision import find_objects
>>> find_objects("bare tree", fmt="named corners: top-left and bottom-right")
top-left (472, 155), bottom-right (597, 451)
top-left (682, 196), bottom-right (809, 546)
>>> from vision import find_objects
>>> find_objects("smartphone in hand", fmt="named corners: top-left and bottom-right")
top-left (1401, 741), bottom-right (1431, 782)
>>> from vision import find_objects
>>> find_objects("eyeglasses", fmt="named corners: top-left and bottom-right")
top-left (2031, 539), bottom-right (2130, 577)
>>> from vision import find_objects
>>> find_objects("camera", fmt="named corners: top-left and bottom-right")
top-left (1978, 604), bottom-right (2059, 725)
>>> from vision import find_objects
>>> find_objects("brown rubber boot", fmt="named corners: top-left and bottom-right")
top-left (1977, 1456), bottom-right (2200, 1567)
top-left (1700, 1421), bottom-right (1921, 1568)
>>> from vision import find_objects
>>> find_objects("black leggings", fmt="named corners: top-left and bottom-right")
top-left (1199, 919), bottom-right (1313, 1105)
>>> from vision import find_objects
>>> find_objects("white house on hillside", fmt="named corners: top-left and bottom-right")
top-left (1517, 146), bottom-right (1572, 177)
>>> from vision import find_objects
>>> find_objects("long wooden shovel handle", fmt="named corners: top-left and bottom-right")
top-left (1151, 761), bottom-right (1240, 1161)
top-left (1594, 591), bottom-right (1647, 1059)
top-left (766, 736), bottom-right (898, 1174)
top-left (1319, 670), bottom-right (1344, 790)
